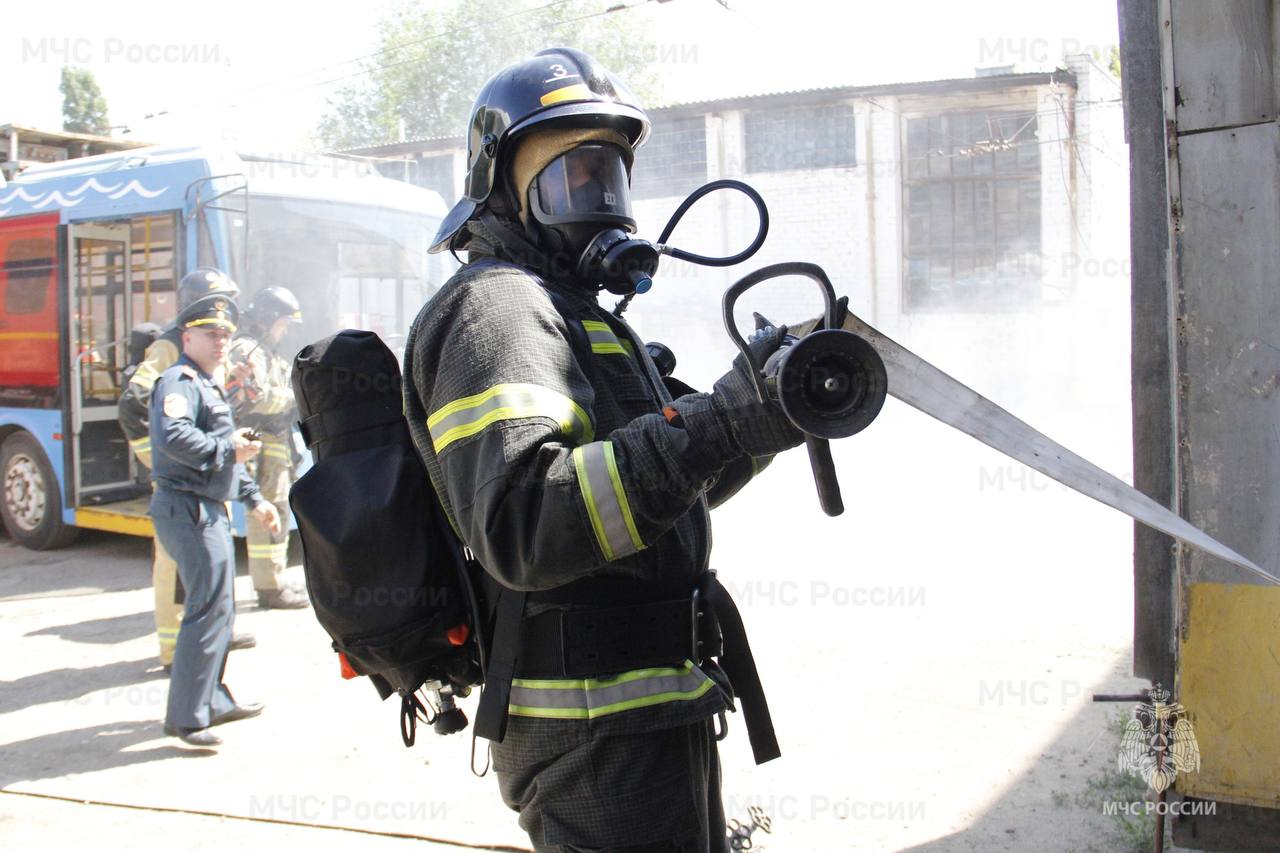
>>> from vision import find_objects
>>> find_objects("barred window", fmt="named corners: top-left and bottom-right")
top-left (903, 109), bottom-right (1041, 311)
top-left (745, 104), bottom-right (856, 172)
top-left (631, 116), bottom-right (707, 200)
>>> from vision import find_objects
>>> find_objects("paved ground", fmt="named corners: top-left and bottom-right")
top-left (0, 401), bottom-right (1188, 851)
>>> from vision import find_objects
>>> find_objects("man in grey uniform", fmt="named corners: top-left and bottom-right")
top-left (149, 294), bottom-right (281, 747)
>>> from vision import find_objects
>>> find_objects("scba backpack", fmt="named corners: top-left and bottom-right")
top-left (289, 329), bottom-right (485, 746)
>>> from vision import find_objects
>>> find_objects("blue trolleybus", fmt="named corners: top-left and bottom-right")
top-left (0, 145), bottom-right (448, 548)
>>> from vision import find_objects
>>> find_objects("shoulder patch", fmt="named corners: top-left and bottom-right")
top-left (163, 393), bottom-right (190, 419)
top-left (180, 365), bottom-right (199, 380)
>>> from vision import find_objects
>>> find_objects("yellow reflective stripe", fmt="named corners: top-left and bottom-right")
top-left (185, 317), bottom-right (237, 331)
top-left (572, 441), bottom-right (644, 562)
top-left (581, 320), bottom-right (629, 356)
top-left (428, 383), bottom-right (593, 453)
top-left (129, 437), bottom-right (153, 467)
top-left (262, 443), bottom-right (291, 461)
top-left (247, 543), bottom-right (288, 556)
top-left (129, 437), bottom-right (152, 467)
top-left (620, 339), bottom-right (635, 358)
top-left (540, 82), bottom-right (593, 106)
top-left (508, 661), bottom-right (714, 720)
top-left (129, 362), bottom-right (159, 391)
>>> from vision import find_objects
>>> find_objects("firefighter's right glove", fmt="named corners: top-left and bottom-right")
top-left (677, 324), bottom-right (805, 460)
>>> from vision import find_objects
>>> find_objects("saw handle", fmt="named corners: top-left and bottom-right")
top-left (723, 262), bottom-right (846, 516)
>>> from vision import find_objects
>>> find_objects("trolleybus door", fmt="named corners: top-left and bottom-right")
top-left (67, 222), bottom-right (134, 503)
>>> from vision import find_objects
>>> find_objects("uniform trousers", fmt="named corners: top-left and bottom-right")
top-left (244, 435), bottom-right (291, 592)
top-left (151, 489), bottom-right (237, 730)
top-left (493, 716), bottom-right (728, 853)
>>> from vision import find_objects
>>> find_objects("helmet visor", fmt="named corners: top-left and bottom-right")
top-left (530, 144), bottom-right (634, 227)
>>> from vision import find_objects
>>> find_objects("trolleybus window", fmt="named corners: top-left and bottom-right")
top-left (244, 196), bottom-right (440, 355)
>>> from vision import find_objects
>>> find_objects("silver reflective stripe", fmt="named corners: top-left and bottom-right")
top-left (582, 320), bottom-right (628, 356)
top-left (508, 661), bottom-right (714, 720)
top-left (427, 382), bottom-right (593, 453)
top-left (572, 441), bottom-right (644, 561)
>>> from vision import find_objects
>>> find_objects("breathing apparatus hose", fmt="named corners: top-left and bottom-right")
top-left (655, 179), bottom-right (770, 267)
top-left (611, 179), bottom-right (770, 316)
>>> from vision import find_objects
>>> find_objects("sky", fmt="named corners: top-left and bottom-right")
top-left (2, 0), bottom-right (1121, 150)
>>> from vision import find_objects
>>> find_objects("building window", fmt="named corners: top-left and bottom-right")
top-left (903, 109), bottom-right (1041, 311)
top-left (745, 104), bottom-right (856, 173)
top-left (632, 115), bottom-right (707, 200)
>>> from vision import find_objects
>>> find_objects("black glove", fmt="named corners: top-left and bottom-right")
top-left (708, 323), bottom-right (804, 457)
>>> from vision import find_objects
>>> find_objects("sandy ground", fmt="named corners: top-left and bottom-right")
top-left (0, 395), bottom-right (1198, 852)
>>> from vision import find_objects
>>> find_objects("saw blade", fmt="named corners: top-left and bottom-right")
top-left (834, 313), bottom-right (1280, 587)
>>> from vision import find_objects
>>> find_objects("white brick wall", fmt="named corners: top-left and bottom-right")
top-left (421, 76), bottom-right (1130, 440)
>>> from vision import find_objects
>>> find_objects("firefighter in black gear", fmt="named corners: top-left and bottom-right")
top-left (403, 48), bottom-right (802, 852)
top-left (150, 295), bottom-right (280, 747)
top-left (228, 286), bottom-right (309, 610)
top-left (119, 268), bottom-right (257, 668)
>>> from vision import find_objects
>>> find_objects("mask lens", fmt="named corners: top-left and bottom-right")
top-left (533, 144), bottom-right (633, 222)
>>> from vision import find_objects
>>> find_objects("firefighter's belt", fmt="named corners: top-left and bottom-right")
top-left (514, 597), bottom-right (722, 678)
top-left (474, 572), bottom-right (780, 764)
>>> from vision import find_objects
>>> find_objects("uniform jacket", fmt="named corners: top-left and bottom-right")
top-left (402, 255), bottom-right (767, 733)
top-left (121, 327), bottom-right (228, 469)
top-left (149, 353), bottom-right (264, 507)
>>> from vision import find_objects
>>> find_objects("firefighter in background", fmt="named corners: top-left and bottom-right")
top-left (404, 48), bottom-right (801, 851)
top-left (227, 286), bottom-right (309, 610)
top-left (119, 268), bottom-right (257, 669)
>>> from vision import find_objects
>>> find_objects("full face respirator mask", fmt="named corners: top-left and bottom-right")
top-left (509, 131), bottom-right (769, 301)
top-left (525, 142), bottom-right (657, 297)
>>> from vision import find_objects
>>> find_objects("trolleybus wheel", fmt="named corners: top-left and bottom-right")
top-left (0, 432), bottom-right (78, 550)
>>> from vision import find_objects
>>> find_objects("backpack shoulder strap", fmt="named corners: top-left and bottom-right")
top-left (542, 286), bottom-right (593, 372)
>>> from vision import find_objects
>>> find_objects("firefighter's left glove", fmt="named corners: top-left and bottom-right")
top-left (673, 324), bottom-right (804, 460)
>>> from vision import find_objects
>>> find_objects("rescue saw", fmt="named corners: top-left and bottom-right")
top-left (726, 262), bottom-right (1280, 587)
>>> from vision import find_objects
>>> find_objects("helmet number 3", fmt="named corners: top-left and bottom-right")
top-left (545, 63), bottom-right (571, 82)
